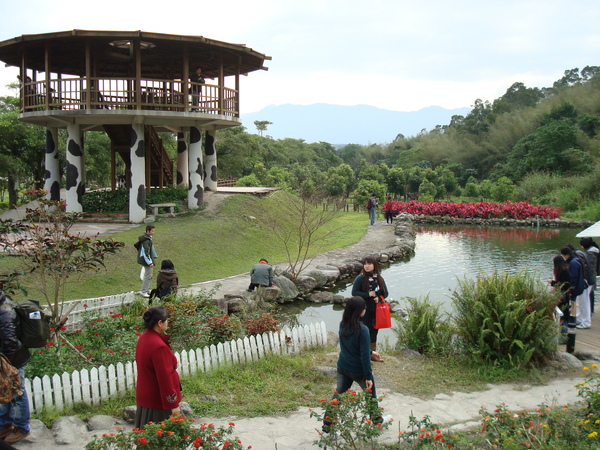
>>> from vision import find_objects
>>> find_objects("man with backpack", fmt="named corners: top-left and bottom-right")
top-left (136, 224), bottom-right (158, 298)
top-left (0, 292), bottom-right (31, 444)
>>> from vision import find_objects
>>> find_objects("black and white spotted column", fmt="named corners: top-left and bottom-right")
top-left (177, 132), bottom-right (189, 187)
top-left (129, 123), bottom-right (146, 222)
top-left (44, 127), bottom-right (60, 202)
top-left (188, 126), bottom-right (204, 209)
top-left (204, 130), bottom-right (217, 192)
top-left (65, 124), bottom-right (84, 212)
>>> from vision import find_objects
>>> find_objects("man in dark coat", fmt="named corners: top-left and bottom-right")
top-left (0, 292), bottom-right (31, 444)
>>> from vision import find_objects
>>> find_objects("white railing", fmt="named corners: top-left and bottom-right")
top-left (50, 292), bottom-right (138, 331)
top-left (25, 322), bottom-right (328, 413)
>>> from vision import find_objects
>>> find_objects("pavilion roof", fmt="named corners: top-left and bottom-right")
top-left (0, 29), bottom-right (270, 79)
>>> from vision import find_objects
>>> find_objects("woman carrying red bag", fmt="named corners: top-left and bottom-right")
top-left (351, 256), bottom-right (388, 360)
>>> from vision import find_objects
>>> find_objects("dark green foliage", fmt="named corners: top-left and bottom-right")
top-left (394, 296), bottom-right (455, 355)
top-left (82, 185), bottom-right (187, 213)
top-left (451, 270), bottom-right (559, 369)
top-left (82, 189), bottom-right (129, 213)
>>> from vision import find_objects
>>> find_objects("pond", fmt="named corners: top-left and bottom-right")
top-left (283, 224), bottom-right (584, 347)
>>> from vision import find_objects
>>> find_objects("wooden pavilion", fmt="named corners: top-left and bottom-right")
top-left (0, 30), bottom-right (270, 222)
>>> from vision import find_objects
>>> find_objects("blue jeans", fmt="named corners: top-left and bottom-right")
top-left (369, 208), bottom-right (376, 225)
top-left (0, 367), bottom-right (30, 434)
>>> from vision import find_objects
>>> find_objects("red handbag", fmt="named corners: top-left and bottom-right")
top-left (374, 302), bottom-right (392, 329)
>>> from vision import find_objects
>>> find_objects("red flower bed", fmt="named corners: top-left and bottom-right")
top-left (391, 200), bottom-right (561, 220)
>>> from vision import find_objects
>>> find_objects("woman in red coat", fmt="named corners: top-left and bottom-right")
top-left (135, 306), bottom-right (182, 429)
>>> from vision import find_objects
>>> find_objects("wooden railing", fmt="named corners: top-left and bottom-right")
top-left (20, 77), bottom-right (239, 117)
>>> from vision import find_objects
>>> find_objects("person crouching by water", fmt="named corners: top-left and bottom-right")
top-left (247, 258), bottom-right (273, 292)
top-left (322, 296), bottom-right (386, 433)
top-left (351, 256), bottom-right (388, 360)
top-left (135, 306), bottom-right (182, 430)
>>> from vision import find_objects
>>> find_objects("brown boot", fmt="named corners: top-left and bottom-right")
top-left (0, 425), bottom-right (14, 439)
top-left (5, 428), bottom-right (30, 443)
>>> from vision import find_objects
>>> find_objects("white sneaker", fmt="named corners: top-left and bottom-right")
top-left (382, 415), bottom-right (393, 424)
top-left (139, 291), bottom-right (150, 298)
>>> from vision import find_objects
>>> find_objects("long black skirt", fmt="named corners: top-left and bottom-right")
top-left (134, 405), bottom-right (172, 430)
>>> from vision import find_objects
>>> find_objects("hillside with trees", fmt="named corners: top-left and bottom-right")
top-left (1, 66), bottom-right (599, 219)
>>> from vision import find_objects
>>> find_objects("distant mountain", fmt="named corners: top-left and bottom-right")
top-left (240, 104), bottom-right (471, 145)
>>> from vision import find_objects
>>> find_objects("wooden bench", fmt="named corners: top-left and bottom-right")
top-left (149, 203), bottom-right (176, 215)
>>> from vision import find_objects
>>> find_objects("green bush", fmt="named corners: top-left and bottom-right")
top-left (394, 296), bottom-right (455, 355)
top-left (451, 270), bottom-right (558, 369)
top-left (82, 185), bottom-right (186, 213)
top-left (82, 189), bottom-right (129, 213)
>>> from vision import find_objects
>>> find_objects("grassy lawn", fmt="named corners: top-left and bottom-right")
top-left (0, 193), bottom-right (366, 301)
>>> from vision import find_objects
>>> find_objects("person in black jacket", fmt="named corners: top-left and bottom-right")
top-left (351, 256), bottom-right (388, 359)
top-left (0, 292), bottom-right (31, 444)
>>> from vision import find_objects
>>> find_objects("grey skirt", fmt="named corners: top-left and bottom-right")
top-left (134, 405), bottom-right (172, 430)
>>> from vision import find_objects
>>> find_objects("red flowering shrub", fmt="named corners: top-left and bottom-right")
top-left (390, 200), bottom-right (561, 220)
top-left (242, 313), bottom-right (280, 336)
top-left (85, 415), bottom-right (250, 449)
top-left (202, 315), bottom-right (244, 345)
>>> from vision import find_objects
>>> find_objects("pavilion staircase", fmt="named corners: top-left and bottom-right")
top-left (104, 124), bottom-right (174, 189)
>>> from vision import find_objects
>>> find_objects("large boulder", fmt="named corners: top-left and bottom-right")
top-left (261, 285), bottom-right (282, 302)
top-left (52, 416), bottom-right (88, 445)
top-left (338, 259), bottom-right (363, 276)
top-left (272, 276), bottom-right (299, 302)
top-left (303, 265), bottom-right (341, 287)
top-left (306, 291), bottom-right (345, 304)
top-left (296, 275), bottom-right (318, 295)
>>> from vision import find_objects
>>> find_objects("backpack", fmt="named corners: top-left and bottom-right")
top-left (0, 353), bottom-right (22, 404)
top-left (366, 200), bottom-right (371, 210)
top-left (1, 300), bottom-right (51, 348)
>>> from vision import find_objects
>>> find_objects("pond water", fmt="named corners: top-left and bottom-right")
top-left (282, 224), bottom-right (583, 347)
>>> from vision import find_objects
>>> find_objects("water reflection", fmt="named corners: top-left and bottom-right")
top-left (281, 225), bottom-right (582, 345)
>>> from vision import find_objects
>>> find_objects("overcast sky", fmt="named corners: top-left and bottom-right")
top-left (0, 0), bottom-right (598, 114)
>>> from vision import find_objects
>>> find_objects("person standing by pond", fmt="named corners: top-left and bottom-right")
top-left (135, 306), bottom-right (182, 430)
top-left (561, 246), bottom-right (587, 329)
top-left (383, 195), bottom-right (395, 225)
top-left (367, 193), bottom-right (378, 226)
top-left (549, 255), bottom-right (572, 342)
top-left (322, 296), bottom-right (388, 433)
top-left (351, 256), bottom-right (388, 360)
top-left (580, 237), bottom-right (599, 314)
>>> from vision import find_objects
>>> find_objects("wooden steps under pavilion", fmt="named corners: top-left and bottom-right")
top-left (104, 124), bottom-right (174, 190)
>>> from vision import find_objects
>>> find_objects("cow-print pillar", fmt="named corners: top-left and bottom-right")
top-left (188, 126), bottom-right (204, 209)
top-left (204, 130), bottom-right (217, 192)
top-left (177, 132), bottom-right (189, 188)
top-left (65, 124), bottom-right (84, 212)
top-left (129, 123), bottom-right (147, 222)
top-left (44, 127), bottom-right (60, 202)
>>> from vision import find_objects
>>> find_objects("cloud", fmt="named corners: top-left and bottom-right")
top-left (0, 0), bottom-right (598, 114)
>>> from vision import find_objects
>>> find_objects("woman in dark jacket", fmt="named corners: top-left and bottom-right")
top-left (0, 292), bottom-right (31, 444)
top-left (322, 297), bottom-right (388, 432)
top-left (351, 256), bottom-right (388, 359)
top-left (135, 306), bottom-right (182, 429)
top-left (549, 255), bottom-right (572, 325)
top-left (150, 260), bottom-right (178, 303)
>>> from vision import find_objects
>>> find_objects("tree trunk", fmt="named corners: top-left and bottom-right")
top-left (7, 175), bottom-right (18, 208)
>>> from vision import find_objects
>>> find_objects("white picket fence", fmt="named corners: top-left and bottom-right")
top-left (50, 292), bottom-right (138, 331)
top-left (25, 321), bottom-right (328, 413)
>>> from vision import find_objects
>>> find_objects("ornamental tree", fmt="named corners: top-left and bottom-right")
top-left (0, 200), bottom-right (125, 348)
